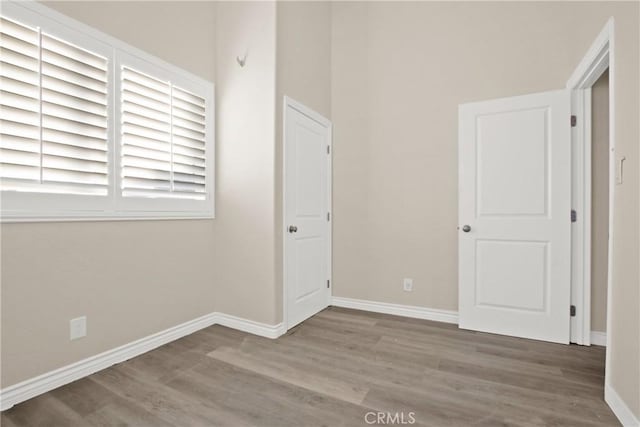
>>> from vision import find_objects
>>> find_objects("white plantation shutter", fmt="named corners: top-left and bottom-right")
top-left (0, 16), bottom-right (109, 195)
top-left (1, 3), bottom-right (214, 220)
top-left (121, 66), bottom-right (207, 200)
top-left (0, 17), bottom-right (40, 187)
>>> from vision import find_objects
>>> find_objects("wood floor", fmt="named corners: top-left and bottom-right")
top-left (2, 307), bottom-right (619, 427)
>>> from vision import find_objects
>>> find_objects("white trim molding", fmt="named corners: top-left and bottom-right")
top-left (566, 17), bottom-right (613, 347)
top-left (215, 313), bottom-right (285, 339)
top-left (590, 331), bottom-right (607, 347)
top-left (605, 383), bottom-right (640, 427)
top-left (570, 87), bottom-right (593, 345)
top-left (0, 312), bottom-right (284, 411)
top-left (566, 17), bottom-right (612, 90)
top-left (331, 297), bottom-right (459, 324)
top-left (566, 15), bottom-right (616, 395)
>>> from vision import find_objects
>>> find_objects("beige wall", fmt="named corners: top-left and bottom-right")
top-left (330, 1), bottom-right (638, 418)
top-left (275, 1), bottom-right (332, 322)
top-left (213, 1), bottom-right (278, 324)
top-left (607, 3), bottom-right (640, 416)
top-left (591, 70), bottom-right (609, 334)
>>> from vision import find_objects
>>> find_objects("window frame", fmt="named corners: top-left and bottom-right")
top-left (1, 1), bottom-right (215, 222)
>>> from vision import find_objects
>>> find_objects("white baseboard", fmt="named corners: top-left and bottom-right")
top-left (590, 331), bottom-right (607, 346)
top-left (605, 383), bottom-right (640, 426)
top-left (215, 313), bottom-right (285, 339)
top-left (0, 312), bottom-right (284, 411)
top-left (331, 296), bottom-right (459, 324)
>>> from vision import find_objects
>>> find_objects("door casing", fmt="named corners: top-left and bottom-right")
top-left (566, 18), bottom-right (613, 349)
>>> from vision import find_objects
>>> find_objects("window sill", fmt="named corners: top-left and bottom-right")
top-left (1, 211), bottom-right (215, 223)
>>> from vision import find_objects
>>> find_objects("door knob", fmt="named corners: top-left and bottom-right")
top-left (288, 225), bottom-right (298, 233)
top-left (462, 225), bottom-right (471, 232)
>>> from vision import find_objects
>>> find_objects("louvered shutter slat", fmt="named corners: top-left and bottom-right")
top-left (173, 115), bottom-right (205, 133)
top-left (123, 145), bottom-right (170, 163)
top-left (123, 79), bottom-right (169, 104)
top-left (122, 155), bottom-right (171, 173)
top-left (0, 163), bottom-right (39, 180)
top-left (43, 141), bottom-right (107, 163)
top-left (173, 143), bottom-right (205, 159)
top-left (122, 67), bottom-right (169, 95)
top-left (42, 75), bottom-right (107, 105)
top-left (43, 115), bottom-right (107, 140)
top-left (42, 62), bottom-right (106, 94)
top-left (172, 104), bottom-right (205, 124)
top-left (1, 76), bottom-right (39, 99)
top-left (42, 168), bottom-right (107, 186)
top-left (43, 88), bottom-right (107, 117)
top-left (43, 102), bottom-right (107, 128)
top-left (173, 181), bottom-right (205, 193)
top-left (124, 111), bottom-right (170, 133)
top-left (123, 176), bottom-right (171, 191)
top-left (0, 148), bottom-right (39, 166)
top-left (172, 124), bottom-right (204, 141)
top-left (0, 46), bottom-right (38, 72)
top-left (0, 105), bottom-right (39, 126)
top-left (1, 90), bottom-right (39, 112)
top-left (173, 172), bottom-right (205, 185)
top-left (122, 132), bottom-right (171, 153)
top-left (0, 16), bottom-right (38, 44)
top-left (122, 89), bottom-right (171, 115)
top-left (123, 100), bottom-right (169, 123)
top-left (42, 48), bottom-right (106, 83)
top-left (43, 155), bottom-right (108, 175)
top-left (173, 152), bottom-right (205, 168)
top-left (174, 163), bottom-right (205, 176)
top-left (1, 119), bottom-right (39, 140)
top-left (123, 122), bottom-right (170, 143)
top-left (41, 34), bottom-right (105, 70)
top-left (43, 128), bottom-right (107, 152)
top-left (122, 166), bottom-right (170, 181)
top-left (0, 134), bottom-right (39, 152)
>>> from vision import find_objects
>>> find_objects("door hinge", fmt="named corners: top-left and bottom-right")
top-left (571, 209), bottom-right (577, 223)
top-left (327, 145), bottom-right (331, 154)
top-left (571, 115), bottom-right (577, 127)
top-left (570, 305), bottom-right (576, 317)
top-left (327, 212), bottom-right (331, 221)
top-left (327, 279), bottom-right (330, 288)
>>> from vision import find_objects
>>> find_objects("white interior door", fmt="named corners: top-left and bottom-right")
top-left (458, 90), bottom-right (572, 344)
top-left (284, 98), bottom-right (331, 329)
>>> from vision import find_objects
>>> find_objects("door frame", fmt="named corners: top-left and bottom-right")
top-left (566, 18), bottom-right (614, 352)
top-left (282, 96), bottom-right (333, 330)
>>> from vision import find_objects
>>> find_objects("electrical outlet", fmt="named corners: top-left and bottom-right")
top-left (403, 278), bottom-right (413, 292)
top-left (70, 316), bottom-right (87, 340)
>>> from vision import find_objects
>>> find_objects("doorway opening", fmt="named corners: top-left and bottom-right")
top-left (589, 69), bottom-right (610, 347)
top-left (567, 18), bottom-right (614, 352)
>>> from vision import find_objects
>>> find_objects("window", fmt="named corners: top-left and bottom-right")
top-left (1, 16), bottom-right (109, 196)
top-left (0, 2), bottom-right (214, 221)
top-left (120, 66), bottom-right (207, 200)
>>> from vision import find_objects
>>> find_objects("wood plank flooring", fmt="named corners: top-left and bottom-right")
top-left (1, 307), bottom-right (620, 426)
